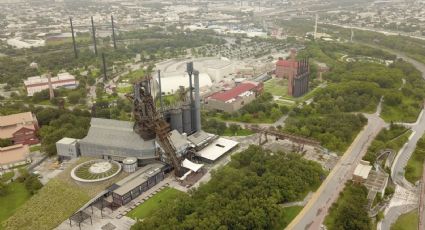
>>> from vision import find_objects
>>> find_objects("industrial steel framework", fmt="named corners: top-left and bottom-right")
top-left (127, 77), bottom-right (182, 176)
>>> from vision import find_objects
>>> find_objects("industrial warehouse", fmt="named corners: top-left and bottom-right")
top-left (56, 63), bottom-right (240, 224)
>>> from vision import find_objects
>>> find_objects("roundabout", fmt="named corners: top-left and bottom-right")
top-left (71, 160), bottom-right (122, 182)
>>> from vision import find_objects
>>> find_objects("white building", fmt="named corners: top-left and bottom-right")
top-left (24, 72), bottom-right (78, 96)
top-left (56, 137), bottom-right (79, 159)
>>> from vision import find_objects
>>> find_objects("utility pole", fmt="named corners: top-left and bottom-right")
top-left (69, 17), bottom-right (78, 58)
top-left (111, 15), bottom-right (117, 49)
top-left (102, 53), bottom-right (107, 81)
top-left (91, 16), bottom-right (98, 55)
top-left (314, 14), bottom-right (318, 40)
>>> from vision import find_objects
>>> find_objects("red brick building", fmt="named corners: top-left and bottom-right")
top-left (0, 112), bottom-right (39, 145)
top-left (275, 49), bottom-right (310, 97)
top-left (205, 81), bottom-right (263, 113)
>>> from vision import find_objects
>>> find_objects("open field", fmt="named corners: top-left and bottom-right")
top-left (391, 211), bottom-right (418, 230)
top-left (0, 182), bottom-right (31, 229)
top-left (127, 187), bottom-right (186, 220)
top-left (3, 158), bottom-right (130, 230)
top-left (405, 135), bottom-right (425, 184)
top-left (264, 78), bottom-right (288, 97)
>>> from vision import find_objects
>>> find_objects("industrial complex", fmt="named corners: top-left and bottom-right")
top-left (54, 63), bottom-right (240, 225)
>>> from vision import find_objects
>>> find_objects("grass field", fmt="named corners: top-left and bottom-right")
top-left (391, 211), bottom-right (418, 230)
top-left (127, 187), bottom-right (186, 220)
top-left (277, 206), bottom-right (303, 229)
top-left (405, 135), bottom-right (425, 184)
top-left (3, 158), bottom-right (130, 230)
top-left (0, 182), bottom-right (31, 229)
top-left (264, 78), bottom-right (288, 97)
top-left (405, 153), bottom-right (424, 184)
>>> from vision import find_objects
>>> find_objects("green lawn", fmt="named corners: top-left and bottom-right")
top-left (127, 187), bottom-right (186, 220)
top-left (0, 182), bottom-right (31, 229)
top-left (264, 78), bottom-right (288, 97)
top-left (405, 152), bottom-right (424, 184)
top-left (391, 211), bottom-right (418, 230)
top-left (277, 206), bottom-right (303, 229)
top-left (405, 135), bottom-right (425, 184)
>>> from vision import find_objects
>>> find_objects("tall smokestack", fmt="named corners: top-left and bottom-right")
top-left (91, 16), bottom-right (98, 55)
top-left (158, 70), bottom-right (163, 111)
top-left (48, 73), bottom-right (54, 100)
top-left (69, 17), bottom-right (78, 58)
top-left (111, 15), bottom-right (117, 49)
top-left (194, 70), bottom-right (201, 132)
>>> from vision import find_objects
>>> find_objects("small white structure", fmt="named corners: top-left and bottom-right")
top-left (353, 160), bottom-right (373, 183)
top-left (122, 157), bottom-right (137, 173)
top-left (56, 137), bottom-right (79, 159)
top-left (179, 159), bottom-right (204, 181)
top-left (24, 72), bottom-right (78, 96)
top-left (196, 137), bottom-right (239, 163)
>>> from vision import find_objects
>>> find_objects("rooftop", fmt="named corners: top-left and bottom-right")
top-left (79, 118), bottom-right (155, 152)
top-left (0, 112), bottom-right (35, 127)
top-left (196, 137), bottom-right (239, 161)
top-left (276, 59), bottom-right (298, 68)
top-left (354, 161), bottom-right (373, 180)
top-left (209, 82), bottom-right (258, 102)
top-left (0, 144), bottom-right (29, 166)
top-left (56, 137), bottom-right (78, 145)
top-left (113, 163), bottom-right (165, 196)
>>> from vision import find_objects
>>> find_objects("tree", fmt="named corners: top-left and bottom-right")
top-left (0, 182), bottom-right (7, 196)
top-left (67, 91), bottom-right (81, 104)
top-left (228, 124), bottom-right (240, 135)
top-left (0, 138), bottom-right (13, 147)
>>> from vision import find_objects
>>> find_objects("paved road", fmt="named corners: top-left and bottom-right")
top-left (287, 103), bottom-right (387, 230)
top-left (376, 49), bottom-right (425, 230)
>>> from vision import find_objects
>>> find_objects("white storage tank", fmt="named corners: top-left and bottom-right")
top-left (122, 157), bottom-right (137, 173)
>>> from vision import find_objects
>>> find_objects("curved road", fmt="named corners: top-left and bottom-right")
top-left (377, 50), bottom-right (425, 230)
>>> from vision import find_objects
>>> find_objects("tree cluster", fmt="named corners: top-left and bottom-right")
top-left (325, 183), bottom-right (371, 230)
top-left (132, 145), bottom-right (325, 230)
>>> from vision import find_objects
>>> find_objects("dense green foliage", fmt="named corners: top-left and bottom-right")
top-left (364, 124), bottom-right (410, 164)
top-left (16, 169), bottom-right (43, 195)
top-left (325, 183), bottom-right (371, 230)
top-left (405, 135), bottom-right (425, 183)
top-left (284, 41), bottom-right (424, 153)
top-left (208, 92), bottom-right (289, 123)
top-left (285, 109), bottom-right (367, 153)
top-left (131, 146), bottom-right (325, 230)
top-left (0, 139), bottom-right (13, 148)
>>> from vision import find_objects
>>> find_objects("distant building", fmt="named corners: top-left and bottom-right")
top-left (275, 49), bottom-right (310, 97)
top-left (0, 144), bottom-right (31, 170)
top-left (205, 81), bottom-right (263, 113)
top-left (0, 112), bottom-right (39, 145)
top-left (24, 72), bottom-right (78, 96)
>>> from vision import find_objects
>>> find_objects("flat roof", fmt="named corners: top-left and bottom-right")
top-left (57, 137), bottom-right (78, 145)
top-left (196, 137), bottom-right (239, 161)
top-left (113, 162), bottom-right (164, 196)
top-left (0, 144), bottom-right (29, 165)
top-left (354, 164), bottom-right (372, 180)
top-left (187, 130), bottom-right (216, 147)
